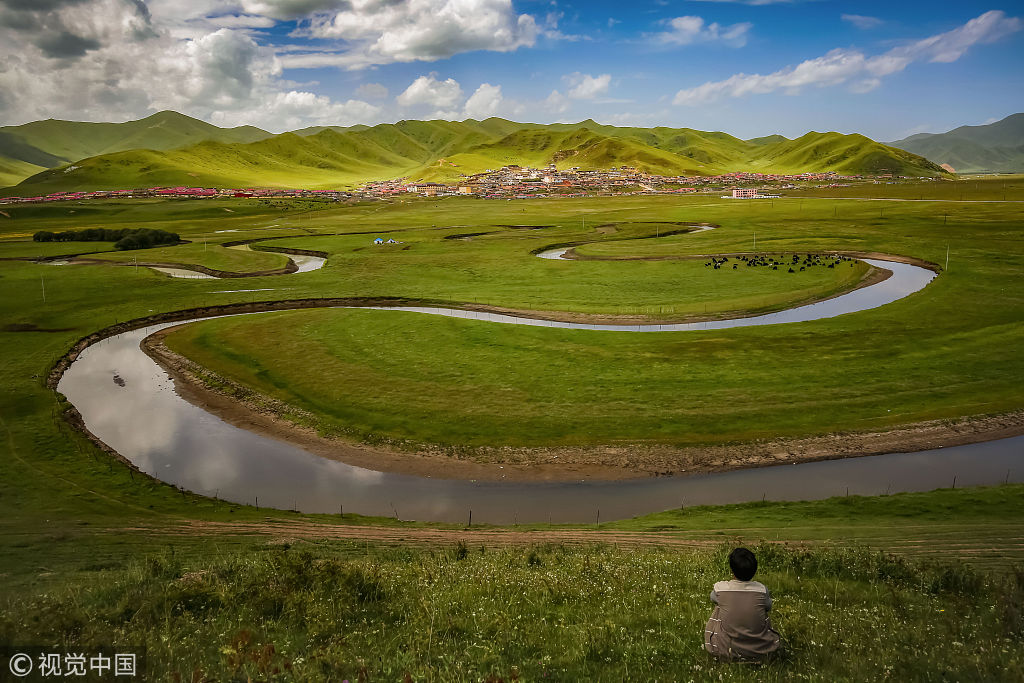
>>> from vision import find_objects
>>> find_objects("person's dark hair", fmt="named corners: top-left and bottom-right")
top-left (729, 547), bottom-right (758, 581)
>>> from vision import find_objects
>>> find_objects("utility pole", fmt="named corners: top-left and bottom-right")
top-left (945, 244), bottom-right (949, 271)
top-left (753, 229), bottom-right (756, 251)
top-left (40, 275), bottom-right (45, 303)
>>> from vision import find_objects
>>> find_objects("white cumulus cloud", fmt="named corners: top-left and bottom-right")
top-left (211, 90), bottom-right (381, 130)
top-left (673, 10), bottom-right (1022, 105)
top-left (565, 73), bottom-right (611, 100)
top-left (463, 83), bottom-right (503, 119)
top-left (543, 89), bottom-right (570, 114)
top-left (0, 0), bottom-right (381, 132)
top-left (283, 0), bottom-right (540, 70)
top-left (651, 16), bottom-right (752, 48)
top-left (396, 75), bottom-right (464, 109)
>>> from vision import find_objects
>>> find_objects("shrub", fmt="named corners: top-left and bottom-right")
top-left (31, 227), bottom-right (180, 249)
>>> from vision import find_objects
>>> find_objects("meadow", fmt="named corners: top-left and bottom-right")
top-left (2, 541), bottom-right (1021, 681)
top-left (0, 178), bottom-right (1022, 679)
top-left (148, 187), bottom-right (1024, 453)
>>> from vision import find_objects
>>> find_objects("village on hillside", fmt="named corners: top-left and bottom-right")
top-left (0, 164), bottom-right (931, 205)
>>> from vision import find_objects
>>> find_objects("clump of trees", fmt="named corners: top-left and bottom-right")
top-left (33, 228), bottom-right (180, 250)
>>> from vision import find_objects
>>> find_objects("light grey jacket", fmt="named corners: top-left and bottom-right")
top-left (704, 579), bottom-right (781, 660)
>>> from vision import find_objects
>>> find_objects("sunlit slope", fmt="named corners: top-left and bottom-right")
top-left (888, 113), bottom-right (1024, 173)
top-left (428, 128), bottom-right (717, 179)
top-left (0, 156), bottom-right (46, 188)
top-left (13, 130), bottom-right (429, 191)
top-left (745, 132), bottom-right (949, 176)
top-left (8, 117), bottom-right (949, 192)
top-left (0, 110), bottom-right (272, 163)
top-left (0, 111), bottom-right (274, 187)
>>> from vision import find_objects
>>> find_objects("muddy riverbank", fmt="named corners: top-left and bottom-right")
top-left (143, 327), bottom-right (1024, 483)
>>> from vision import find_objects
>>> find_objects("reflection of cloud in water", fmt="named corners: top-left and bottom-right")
top-left (292, 255), bottom-right (327, 272)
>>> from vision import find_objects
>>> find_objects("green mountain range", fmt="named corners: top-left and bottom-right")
top-left (0, 111), bottom-right (272, 187)
top-left (2, 112), bottom-right (950, 194)
top-left (888, 113), bottom-right (1024, 174)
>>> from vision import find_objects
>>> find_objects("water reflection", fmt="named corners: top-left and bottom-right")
top-left (151, 253), bottom-right (326, 279)
top-left (57, 272), bottom-right (1023, 524)
top-left (367, 259), bottom-right (935, 331)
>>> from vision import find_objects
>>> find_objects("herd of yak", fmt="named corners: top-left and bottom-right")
top-left (704, 253), bottom-right (856, 273)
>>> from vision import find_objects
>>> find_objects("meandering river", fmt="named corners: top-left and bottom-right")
top-left (55, 254), bottom-right (1024, 522)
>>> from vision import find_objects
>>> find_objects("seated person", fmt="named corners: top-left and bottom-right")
top-left (704, 547), bottom-right (781, 661)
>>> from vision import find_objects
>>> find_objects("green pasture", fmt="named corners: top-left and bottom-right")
top-left (0, 240), bottom-right (120, 258)
top-left (1, 179), bottom-right (1022, 678)
top-left (155, 187), bottom-right (1023, 450)
top-left (2, 541), bottom-right (1020, 682)
top-left (793, 174), bottom-right (1024, 201)
top-left (88, 241), bottom-right (291, 272)
top-left (2, 178), bottom-right (1022, 453)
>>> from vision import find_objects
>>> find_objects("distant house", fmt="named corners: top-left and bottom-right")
top-left (732, 188), bottom-right (758, 198)
top-left (373, 238), bottom-right (384, 244)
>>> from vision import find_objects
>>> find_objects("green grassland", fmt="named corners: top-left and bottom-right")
top-left (4, 115), bottom-right (948, 194)
top-left (88, 241), bottom-right (292, 273)
top-left (0, 155), bottom-right (45, 188)
top-left (1, 179), bottom-right (1022, 679)
top-left (794, 174), bottom-right (1024, 201)
top-left (0, 110), bottom-right (272, 186)
top-left (155, 190), bottom-right (1022, 451)
top-left (3, 540), bottom-right (1021, 681)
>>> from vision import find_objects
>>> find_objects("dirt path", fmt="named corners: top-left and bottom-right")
top-left (125, 519), bottom-right (720, 549)
top-left (112, 520), bottom-right (1024, 567)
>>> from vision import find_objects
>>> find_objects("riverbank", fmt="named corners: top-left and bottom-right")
top-left (143, 328), bottom-right (1024, 482)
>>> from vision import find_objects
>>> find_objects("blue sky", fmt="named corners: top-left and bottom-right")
top-left (1, 1), bottom-right (1021, 140)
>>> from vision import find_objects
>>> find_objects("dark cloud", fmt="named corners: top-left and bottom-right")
top-left (240, 0), bottom-right (351, 20)
top-left (1, 0), bottom-right (90, 11)
top-left (37, 29), bottom-right (101, 58)
top-left (0, 0), bottom-right (157, 64)
top-left (0, 11), bottom-right (39, 30)
top-left (127, 0), bottom-right (157, 40)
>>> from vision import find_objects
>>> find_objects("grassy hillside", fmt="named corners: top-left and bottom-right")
top-left (6, 116), bottom-right (949, 194)
top-left (3, 541), bottom-right (1020, 681)
top-left (0, 111), bottom-right (273, 187)
top-left (0, 155), bottom-right (46, 188)
top-left (747, 131), bottom-right (951, 176)
top-left (889, 112), bottom-right (1024, 173)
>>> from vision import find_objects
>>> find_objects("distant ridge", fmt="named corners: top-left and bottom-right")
top-left (0, 111), bottom-right (273, 187)
top-left (888, 113), bottom-right (1024, 174)
top-left (2, 112), bottom-right (948, 193)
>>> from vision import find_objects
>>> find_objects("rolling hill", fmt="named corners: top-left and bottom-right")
top-left (0, 111), bottom-right (272, 187)
top-left (888, 113), bottom-right (1024, 174)
top-left (4, 114), bottom-right (949, 194)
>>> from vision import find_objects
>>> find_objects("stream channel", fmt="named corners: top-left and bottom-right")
top-left (57, 256), bottom-right (1024, 523)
